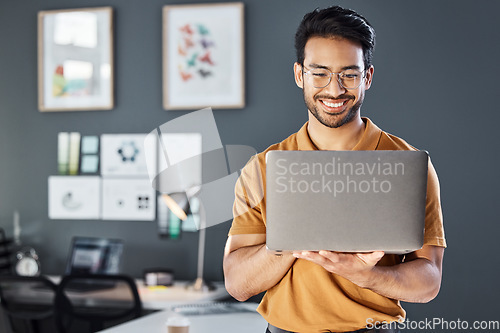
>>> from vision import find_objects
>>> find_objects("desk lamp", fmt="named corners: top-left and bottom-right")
top-left (145, 109), bottom-right (257, 292)
top-left (162, 188), bottom-right (215, 292)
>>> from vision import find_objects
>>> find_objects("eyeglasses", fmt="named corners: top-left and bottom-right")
top-left (302, 66), bottom-right (366, 90)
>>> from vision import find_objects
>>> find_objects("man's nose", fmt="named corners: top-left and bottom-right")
top-left (324, 74), bottom-right (346, 97)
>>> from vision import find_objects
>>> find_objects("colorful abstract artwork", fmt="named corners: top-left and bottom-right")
top-left (177, 23), bottom-right (216, 83)
top-left (52, 61), bottom-right (93, 97)
top-left (163, 3), bottom-right (245, 110)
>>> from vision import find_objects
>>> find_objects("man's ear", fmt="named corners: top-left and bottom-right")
top-left (364, 65), bottom-right (374, 90)
top-left (294, 62), bottom-right (304, 89)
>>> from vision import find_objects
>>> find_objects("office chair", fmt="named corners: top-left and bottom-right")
top-left (0, 228), bottom-right (13, 275)
top-left (54, 274), bottom-right (143, 333)
top-left (0, 275), bottom-right (58, 333)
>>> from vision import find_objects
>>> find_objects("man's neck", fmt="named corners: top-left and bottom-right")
top-left (307, 112), bottom-right (366, 151)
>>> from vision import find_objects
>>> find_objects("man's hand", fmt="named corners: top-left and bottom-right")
top-left (293, 245), bottom-right (444, 303)
top-left (293, 250), bottom-right (384, 287)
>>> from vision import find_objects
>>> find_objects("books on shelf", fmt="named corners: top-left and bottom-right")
top-left (57, 132), bottom-right (70, 175)
top-left (68, 132), bottom-right (80, 175)
top-left (58, 132), bottom-right (100, 175)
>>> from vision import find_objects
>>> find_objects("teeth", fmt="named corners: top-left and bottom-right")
top-left (323, 100), bottom-right (344, 108)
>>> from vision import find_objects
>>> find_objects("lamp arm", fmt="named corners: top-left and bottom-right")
top-left (196, 200), bottom-right (207, 280)
top-left (187, 196), bottom-right (214, 291)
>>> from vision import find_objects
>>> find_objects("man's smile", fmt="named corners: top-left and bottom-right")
top-left (322, 100), bottom-right (345, 108)
top-left (317, 98), bottom-right (351, 114)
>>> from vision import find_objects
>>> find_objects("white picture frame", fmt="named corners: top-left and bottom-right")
top-left (48, 176), bottom-right (101, 219)
top-left (100, 134), bottom-right (151, 177)
top-left (101, 178), bottom-right (156, 221)
top-left (38, 7), bottom-right (114, 112)
top-left (162, 2), bottom-right (245, 110)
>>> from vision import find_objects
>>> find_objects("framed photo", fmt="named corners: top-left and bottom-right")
top-left (38, 7), bottom-right (114, 112)
top-left (163, 3), bottom-right (245, 110)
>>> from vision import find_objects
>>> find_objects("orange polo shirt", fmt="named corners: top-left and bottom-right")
top-left (228, 118), bottom-right (446, 332)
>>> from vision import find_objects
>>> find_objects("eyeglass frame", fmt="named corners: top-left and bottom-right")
top-left (301, 65), bottom-right (367, 90)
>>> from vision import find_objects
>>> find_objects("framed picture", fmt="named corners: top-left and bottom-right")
top-left (162, 3), bottom-right (245, 110)
top-left (38, 7), bottom-right (114, 112)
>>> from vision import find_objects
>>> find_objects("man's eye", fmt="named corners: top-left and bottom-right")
top-left (312, 73), bottom-right (328, 77)
top-left (343, 74), bottom-right (359, 79)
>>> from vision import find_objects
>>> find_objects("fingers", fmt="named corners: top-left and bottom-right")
top-left (292, 250), bottom-right (384, 285)
top-left (318, 250), bottom-right (340, 262)
top-left (293, 251), bottom-right (327, 261)
top-left (293, 251), bottom-right (323, 268)
top-left (356, 251), bottom-right (385, 265)
top-left (294, 250), bottom-right (384, 267)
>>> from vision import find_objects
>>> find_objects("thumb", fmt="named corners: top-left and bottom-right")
top-left (357, 251), bottom-right (385, 265)
top-left (371, 251), bottom-right (385, 261)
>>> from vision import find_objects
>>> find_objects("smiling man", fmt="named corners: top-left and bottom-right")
top-left (223, 6), bottom-right (446, 333)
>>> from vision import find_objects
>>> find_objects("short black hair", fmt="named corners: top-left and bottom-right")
top-left (295, 6), bottom-right (376, 69)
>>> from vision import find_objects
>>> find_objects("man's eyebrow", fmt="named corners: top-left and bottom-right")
top-left (307, 63), bottom-right (330, 69)
top-left (307, 63), bottom-right (363, 71)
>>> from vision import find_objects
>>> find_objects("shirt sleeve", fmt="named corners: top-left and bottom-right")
top-left (228, 154), bottom-right (267, 235)
top-left (423, 159), bottom-right (447, 247)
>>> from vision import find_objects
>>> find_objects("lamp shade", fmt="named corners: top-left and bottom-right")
top-left (161, 193), bottom-right (190, 221)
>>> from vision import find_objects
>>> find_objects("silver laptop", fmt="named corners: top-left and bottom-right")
top-left (265, 150), bottom-right (428, 254)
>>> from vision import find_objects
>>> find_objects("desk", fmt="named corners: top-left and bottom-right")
top-left (136, 280), bottom-right (229, 310)
top-left (98, 304), bottom-right (267, 333)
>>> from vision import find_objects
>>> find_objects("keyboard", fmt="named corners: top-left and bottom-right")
top-left (172, 302), bottom-right (256, 316)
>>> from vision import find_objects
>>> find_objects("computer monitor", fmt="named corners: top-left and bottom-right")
top-left (65, 237), bottom-right (123, 275)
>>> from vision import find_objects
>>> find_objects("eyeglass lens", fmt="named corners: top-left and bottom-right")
top-left (307, 68), bottom-right (364, 89)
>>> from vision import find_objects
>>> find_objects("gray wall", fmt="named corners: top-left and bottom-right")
top-left (1, 0), bottom-right (499, 327)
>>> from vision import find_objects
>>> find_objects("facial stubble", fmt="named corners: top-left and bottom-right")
top-left (304, 91), bottom-right (364, 129)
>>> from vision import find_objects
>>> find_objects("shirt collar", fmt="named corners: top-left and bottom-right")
top-left (296, 117), bottom-right (382, 151)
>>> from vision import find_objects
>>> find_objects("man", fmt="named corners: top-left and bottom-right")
top-left (223, 6), bottom-right (446, 333)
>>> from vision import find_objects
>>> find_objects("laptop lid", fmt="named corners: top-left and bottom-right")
top-left (65, 237), bottom-right (124, 275)
top-left (265, 150), bottom-right (428, 254)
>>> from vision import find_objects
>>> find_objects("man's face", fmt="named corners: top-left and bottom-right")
top-left (294, 37), bottom-right (374, 128)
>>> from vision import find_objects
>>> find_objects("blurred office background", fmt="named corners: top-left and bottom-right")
top-left (0, 0), bottom-right (498, 326)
